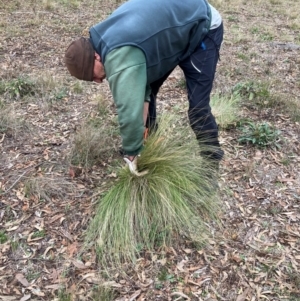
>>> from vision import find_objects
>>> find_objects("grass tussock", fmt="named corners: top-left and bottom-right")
top-left (211, 93), bottom-right (241, 129)
top-left (68, 119), bottom-right (118, 168)
top-left (85, 114), bottom-right (222, 269)
top-left (0, 76), bottom-right (35, 100)
top-left (0, 102), bottom-right (26, 137)
top-left (90, 286), bottom-right (117, 301)
top-left (287, 99), bottom-right (300, 122)
top-left (24, 176), bottom-right (77, 201)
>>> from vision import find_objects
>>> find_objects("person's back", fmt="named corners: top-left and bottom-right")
top-left (90, 0), bottom-right (211, 83)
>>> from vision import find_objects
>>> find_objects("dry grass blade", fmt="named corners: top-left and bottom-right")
top-left (84, 113), bottom-right (223, 270)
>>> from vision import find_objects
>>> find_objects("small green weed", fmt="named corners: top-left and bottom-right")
top-left (233, 81), bottom-right (281, 109)
top-left (250, 27), bottom-right (259, 34)
top-left (32, 230), bottom-right (46, 239)
top-left (269, 0), bottom-right (281, 4)
top-left (262, 221), bottom-right (271, 229)
top-left (71, 81), bottom-right (83, 94)
top-left (11, 240), bottom-right (20, 251)
top-left (175, 78), bottom-right (186, 89)
top-left (95, 95), bottom-right (111, 116)
top-left (2, 77), bottom-right (35, 99)
top-left (267, 205), bottom-right (282, 215)
top-left (0, 231), bottom-right (8, 244)
top-left (0, 81), bottom-right (6, 95)
top-left (87, 116), bottom-right (106, 128)
top-left (58, 289), bottom-right (72, 301)
top-left (64, 203), bottom-right (71, 213)
top-left (233, 81), bottom-right (270, 102)
top-left (158, 268), bottom-right (177, 283)
top-left (237, 53), bottom-right (249, 61)
top-left (259, 32), bottom-right (274, 41)
top-left (158, 267), bottom-right (168, 281)
top-left (91, 286), bottom-right (117, 301)
top-left (280, 155), bottom-right (292, 166)
top-left (258, 263), bottom-right (277, 277)
top-left (54, 87), bottom-right (68, 100)
top-left (59, 0), bottom-right (81, 8)
top-left (238, 121), bottom-right (281, 148)
top-left (154, 282), bottom-right (164, 289)
top-left (227, 15), bottom-right (238, 22)
top-left (27, 271), bottom-right (41, 282)
top-left (289, 293), bottom-right (300, 301)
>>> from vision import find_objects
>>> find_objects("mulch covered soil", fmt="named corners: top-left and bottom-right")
top-left (0, 0), bottom-right (299, 300)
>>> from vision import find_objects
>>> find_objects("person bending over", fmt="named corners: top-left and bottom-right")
top-left (65, 0), bottom-right (224, 176)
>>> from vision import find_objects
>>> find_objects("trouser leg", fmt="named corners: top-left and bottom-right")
top-left (179, 23), bottom-right (224, 161)
top-left (146, 69), bottom-right (174, 130)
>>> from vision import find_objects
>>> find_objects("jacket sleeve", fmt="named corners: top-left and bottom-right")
top-left (104, 46), bottom-right (148, 156)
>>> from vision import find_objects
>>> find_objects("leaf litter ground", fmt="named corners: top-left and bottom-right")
top-left (0, 0), bottom-right (300, 300)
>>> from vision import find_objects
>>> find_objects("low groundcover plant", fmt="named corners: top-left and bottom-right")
top-left (84, 114), bottom-right (222, 269)
top-left (238, 121), bottom-right (281, 148)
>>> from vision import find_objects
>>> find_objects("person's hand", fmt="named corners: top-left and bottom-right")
top-left (123, 155), bottom-right (148, 176)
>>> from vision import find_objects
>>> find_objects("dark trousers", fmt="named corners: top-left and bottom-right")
top-left (147, 23), bottom-right (224, 161)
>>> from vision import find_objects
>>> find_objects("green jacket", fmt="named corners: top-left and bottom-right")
top-left (105, 46), bottom-right (150, 155)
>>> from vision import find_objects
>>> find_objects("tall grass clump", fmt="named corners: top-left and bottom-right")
top-left (85, 114), bottom-right (222, 270)
top-left (68, 118), bottom-right (119, 168)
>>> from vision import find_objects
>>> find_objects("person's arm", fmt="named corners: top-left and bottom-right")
top-left (105, 46), bottom-right (148, 156)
